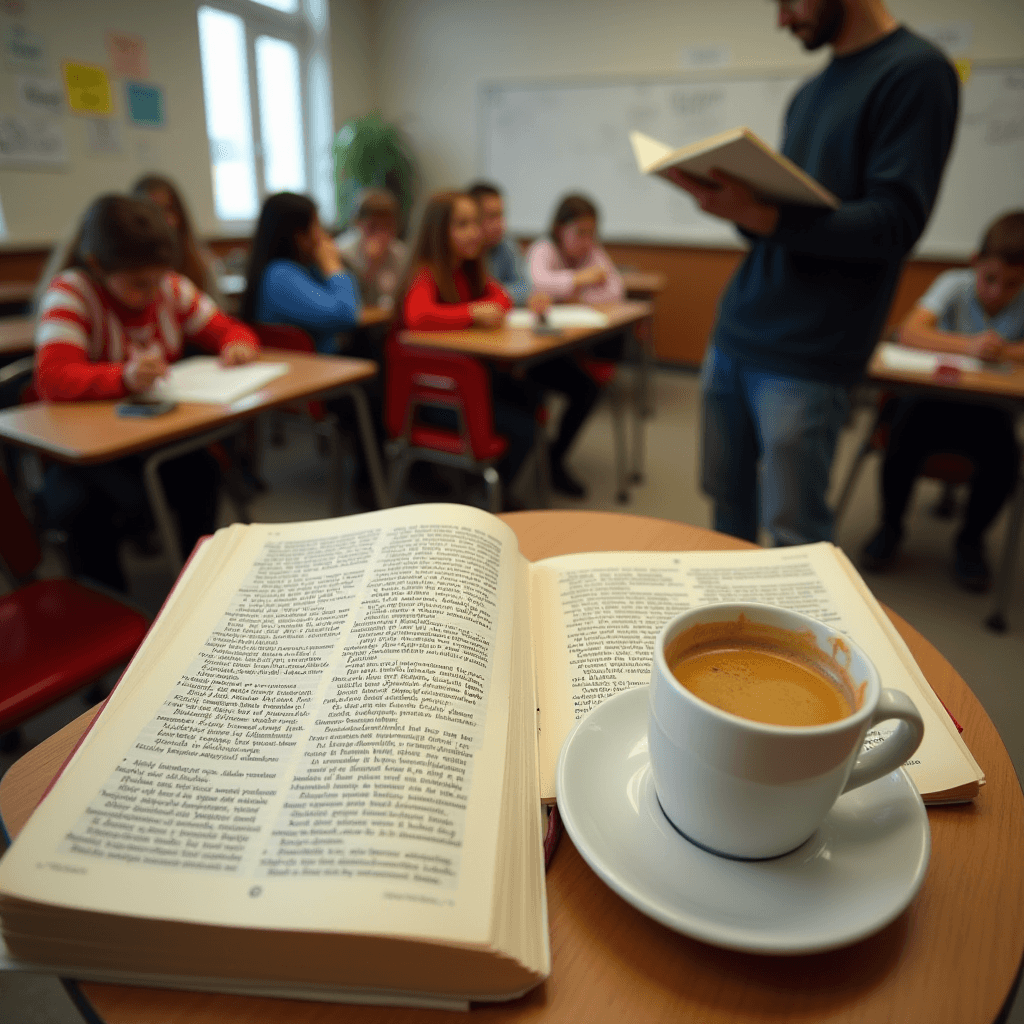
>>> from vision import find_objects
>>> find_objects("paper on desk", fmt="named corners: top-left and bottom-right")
top-left (148, 357), bottom-right (289, 404)
top-left (876, 343), bottom-right (986, 374)
top-left (506, 305), bottom-right (610, 330)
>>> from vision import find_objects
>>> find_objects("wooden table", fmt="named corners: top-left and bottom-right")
top-left (402, 301), bottom-right (654, 500)
top-left (0, 350), bottom-right (386, 569)
top-left (2, 510), bottom-right (1022, 1024)
top-left (866, 345), bottom-right (1024, 631)
top-left (621, 269), bottom-right (667, 297)
top-left (0, 316), bottom-right (34, 356)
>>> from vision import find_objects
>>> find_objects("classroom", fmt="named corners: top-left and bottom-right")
top-left (1, 1), bottom-right (1024, 1021)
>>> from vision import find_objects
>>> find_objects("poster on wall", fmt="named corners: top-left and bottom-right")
top-left (18, 75), bottom-right (63, 116)
top-left (0, 113), bottom-right (67, 166)
top-left (3, 24), bottom-right (45, 72)
top-left (63, 61), bottom-right (114, 116)
top-left (106, 31), bottom-right (148, 79)
top-left (125, 81), bottom-right (164, 127)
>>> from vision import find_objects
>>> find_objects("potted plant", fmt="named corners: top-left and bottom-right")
top-left (333, 112), bottom-right (418, 235)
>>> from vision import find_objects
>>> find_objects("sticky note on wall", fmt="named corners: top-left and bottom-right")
top-left (126, 82), bottom-right (164, 127)
top-left (63, 62), bottom-right (113, 116)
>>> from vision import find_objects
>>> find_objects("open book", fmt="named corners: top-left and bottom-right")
top-left (630, 127), bottom-right (840, 209)
top-left (0, 506), bottom-right (982, 1007)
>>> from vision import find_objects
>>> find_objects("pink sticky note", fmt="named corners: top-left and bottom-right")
top-left (106, 31), bottom-right (148, 79)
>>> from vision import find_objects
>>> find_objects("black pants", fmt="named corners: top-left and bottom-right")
top-left (524, 356), bottom-right (600, 467)
top-left (880, 399), bottom-right (1020, 546)
top-left (38, 449), bottom-right (221, 592)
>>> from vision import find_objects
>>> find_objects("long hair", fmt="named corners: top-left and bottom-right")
top-left (549, 193), bottom-right (599, 243)
top-left (398, 192), bottom-right (486, 314)
top-left (240, 192), bottom-right (317, 323)
top-left (61, 194), bottom-right (177, 276)
top-left (132, 174), bottom-right (209, 291)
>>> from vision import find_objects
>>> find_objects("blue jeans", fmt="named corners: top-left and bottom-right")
top-left (700, 345), bottom-right (851, 546)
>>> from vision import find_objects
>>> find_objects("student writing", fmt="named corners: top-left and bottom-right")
top-left (34, 194), bottom-right (260, 591)
top-left (241, 192), bottom-right (360, 354)
top-left (861, 211), bottom-right (1024, 591)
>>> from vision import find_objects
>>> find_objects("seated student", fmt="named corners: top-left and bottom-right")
top-left (468, 180), bottom-right (599, 498)
top-left (335, 188), bottom-right (407, 312)
top-left (241, 192), bottom-right (360, 354)
top-left (398, 191), bottom-right (538, 507)
top-left (34, 194), bottom-right (259, 592)
top-left (132, 174), bottom-right (225, 305)
top-left (861, 210), bottom-right (1024, 591)
top-left (526, 193), bottom-right (625, 305)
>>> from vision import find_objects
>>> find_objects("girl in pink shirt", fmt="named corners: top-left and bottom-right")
top-left (526, 194), bottom-right (625, 305)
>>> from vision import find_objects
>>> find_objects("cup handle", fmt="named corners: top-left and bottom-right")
top-left (842, 689), bottom-right (925, 794)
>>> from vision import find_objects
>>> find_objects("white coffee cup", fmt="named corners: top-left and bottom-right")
top-left (647, 603), bottom-right (925, 860)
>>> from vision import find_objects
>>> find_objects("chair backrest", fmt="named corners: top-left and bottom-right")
top-left (253, 323), bottom-right (316, 353)
top-left (0, 468), bottom-right (41, 579)
top-left (385, 337), bottom-right (502, 460)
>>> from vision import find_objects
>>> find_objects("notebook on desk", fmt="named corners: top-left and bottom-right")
top-left (148, 357), bottom-right (290, 404)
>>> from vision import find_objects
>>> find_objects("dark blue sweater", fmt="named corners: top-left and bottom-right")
top-left (713, 28), bottom-right (959, 384)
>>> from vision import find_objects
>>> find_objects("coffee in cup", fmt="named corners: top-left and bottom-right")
top-left (648, 603), bottom-right (924, 860)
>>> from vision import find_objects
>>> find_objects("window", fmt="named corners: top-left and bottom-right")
top-left (197, 0), bottom-right (335, 225)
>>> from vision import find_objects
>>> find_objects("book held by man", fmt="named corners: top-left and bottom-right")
top-left (630, 127), bottom-right (840, 209)
top-left (0, 505), bottom-right (982, 1006)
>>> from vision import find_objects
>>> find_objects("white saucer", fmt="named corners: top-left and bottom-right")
top-left (556, 686), bottom-right (930, 955)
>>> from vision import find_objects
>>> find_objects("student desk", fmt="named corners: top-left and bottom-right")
top-left (0, 317), bottom-right (35, 356)
top-left (0, 351), bottom-right (387, 570)
top-left (0, 510), bottom-right (1021, 1024)
top-left (401, 301), bottom-right (654, 500)
top-left (866, 346), bottom-right (1024, 632)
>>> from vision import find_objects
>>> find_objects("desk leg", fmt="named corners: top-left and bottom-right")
top-left (340, 383), bottom-right (390, 510)
top-left (630, 320), bottom-right (648, 485)
top-left (986, 472), bottom-right (1024, 633)
top-left (141, 426), bottom-right (243, 573)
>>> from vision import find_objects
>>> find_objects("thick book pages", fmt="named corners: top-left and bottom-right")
top-left (529, 542), bottom-right (982, 804)
top-left (0, 506), bottom-right (549, 1008)
top-left (630, 127), bottom-right (840, 209)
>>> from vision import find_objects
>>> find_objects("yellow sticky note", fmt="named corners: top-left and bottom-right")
top-left (63, 62), bottom-right (113, 116)
top-left (954, 58), bottom-right (972, 85)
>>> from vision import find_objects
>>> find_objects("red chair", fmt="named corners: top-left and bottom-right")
top-left (0, 469), bottom-right (150, 744)
top-left (385, 337), bottom-right (509, 513)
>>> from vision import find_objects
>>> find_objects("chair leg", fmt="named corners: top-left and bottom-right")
top-left (483, 466), bottom-right (502, 515)
top-left (832, 443), bottom-right (873, 531)
top-left (986, 474), bottom-right (1024, 634)
top-left (533, 419), bottom-right (551, 509)
top-left (389, 448), bottom-right (413, 507)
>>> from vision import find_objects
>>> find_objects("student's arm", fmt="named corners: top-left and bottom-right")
top-left (900, 306), bottom-right (1006, 361)
top-left (34, 283), bottom-right (128, 401)
top-left (261, 261), bottom-right (361, 332)
top-left (578, 247), bottom-right (625, 303)
top-left (173, 275), bottom-right (260, 364)
top-left (403, 272), bottom-right (476, 329)
top-left (527, 241), bottom-right (581, 301)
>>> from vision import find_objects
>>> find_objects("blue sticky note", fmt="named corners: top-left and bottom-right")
top-left (125, 81), bottom-right (164, 127)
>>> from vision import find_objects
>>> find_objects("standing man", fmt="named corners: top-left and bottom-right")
top-left (673, 0), bottom-right (959, 545)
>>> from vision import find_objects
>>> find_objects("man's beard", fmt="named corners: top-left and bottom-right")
top-left (795, 0), bottom-right (846, 50)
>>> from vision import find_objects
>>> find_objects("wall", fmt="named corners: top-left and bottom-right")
top-left (370, 0), bottom-right (1024, 364)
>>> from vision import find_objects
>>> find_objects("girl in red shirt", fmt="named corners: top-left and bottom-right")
top-left (34, 194), bottom-right (259, 591)
top-left (397, 192), bottom-right (538, 504)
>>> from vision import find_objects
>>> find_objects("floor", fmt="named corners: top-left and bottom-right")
top-left (2, 367), bottom-right (1023, 1022)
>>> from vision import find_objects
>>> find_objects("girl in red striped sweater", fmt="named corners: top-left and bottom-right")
top-left (34, 194), bottom-right (260, 591)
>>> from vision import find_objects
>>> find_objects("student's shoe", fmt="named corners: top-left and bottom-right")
top-left (861, 525), bottom-right (902, 572)
top-left (550, 462), bottom-right (587, 499)
top-left (953, 540), bottom-right (991, 593)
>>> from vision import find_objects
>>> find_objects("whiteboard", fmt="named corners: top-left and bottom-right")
top-left (480, 66), bottom-right (1024, 259)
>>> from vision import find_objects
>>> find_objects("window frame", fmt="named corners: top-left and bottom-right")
top-left (197, 0), bottom-right (333, 227)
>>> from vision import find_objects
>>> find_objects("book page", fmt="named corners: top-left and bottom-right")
top-left (531, 543), bottom-right (983, 801)
top-left (0, 505), bottom-right (530, 952)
